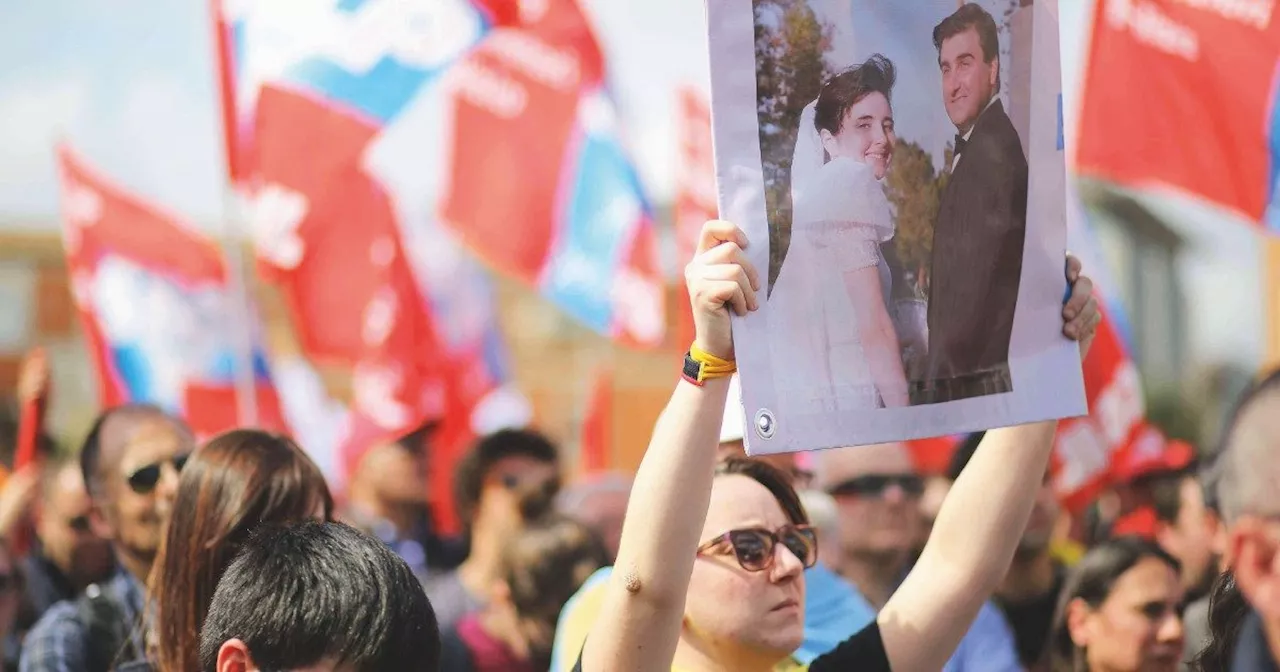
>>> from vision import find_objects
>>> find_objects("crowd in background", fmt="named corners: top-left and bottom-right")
top-left (0, 223), bottom-right (1274, 671)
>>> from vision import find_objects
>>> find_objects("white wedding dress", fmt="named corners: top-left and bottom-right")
top-left (768, 155), bottom-right (896, 417)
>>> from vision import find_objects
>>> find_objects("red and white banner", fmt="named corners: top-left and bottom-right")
top-left (56, 145), bottom-right (288, 440)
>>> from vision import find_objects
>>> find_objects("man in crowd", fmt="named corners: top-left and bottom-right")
top-left (19, 458), bottom-right (115, 625)
top-left (816, 440), bottom-right (1022, 672)
top-left (946, 431), bottom-right (1068, 670)
top-left (424, 428), bottom-right (561, 631)
top-left (555, 472), bottom-right (631, 562)
top-left (22, 404), bottom-right (193, 672)
top-left (199, 520), bottom-right (439, 672)
top-left (343, 423), bottom-right (465, 582)
top-left (1204, 370), bottom-right (1280, 668)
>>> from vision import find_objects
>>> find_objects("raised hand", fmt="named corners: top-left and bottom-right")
top-left (684, 220), bottom-right (760, 360)
top-left (1062, 254), bottom-right (1100, 360)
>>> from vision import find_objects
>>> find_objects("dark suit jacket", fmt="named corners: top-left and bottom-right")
top-left (916, 99), bottom-right (1028, 404)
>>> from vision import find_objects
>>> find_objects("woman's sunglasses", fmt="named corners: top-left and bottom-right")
top-left (827, 473), bottom-right (924, 499)
top-left (126, 454), bottom-right (189, 495)
top-left (696, 524), bottom-right (818, 572)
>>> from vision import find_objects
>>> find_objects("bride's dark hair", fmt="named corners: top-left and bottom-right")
top-left (813, 54), bottom-right (896, 137)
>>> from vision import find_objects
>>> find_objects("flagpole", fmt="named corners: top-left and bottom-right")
top-left (211, 0), bottom-right (259, 428)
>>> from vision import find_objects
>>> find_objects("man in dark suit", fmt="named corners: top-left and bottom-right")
top-left (911, 2), bottom-right (1028, 405)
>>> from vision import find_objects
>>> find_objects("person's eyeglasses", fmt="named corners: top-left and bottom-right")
top-left (67, 515), bottom-right (91, 534)
top-left (696, 524), bottom-right (818, 572)
top-left (827, 473), bottom-right (924, 499)
top-left (126, 454), bottom-right (189, 494)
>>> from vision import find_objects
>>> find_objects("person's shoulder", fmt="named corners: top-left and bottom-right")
top-left (19, 600), bottom-right (88, 670)
top-left (972, 102), bottom-right (1026, 163)
top-left (819, 156), bottom-right (877, 186)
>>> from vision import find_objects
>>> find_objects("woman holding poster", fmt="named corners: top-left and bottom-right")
top-left (571, 220), bottom-right (1100, 672)
top-left (770, 54), bottom-right (911, 414)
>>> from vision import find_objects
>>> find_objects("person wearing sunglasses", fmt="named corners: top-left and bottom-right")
top-left (22, 404), bottom-right (193, 672)
top-left (573, 219), bottom-right (1100, 672)
top-left (815, 444), bottom-right (1022, 672)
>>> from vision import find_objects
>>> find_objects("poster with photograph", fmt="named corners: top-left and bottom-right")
top-left (706, 0), bottom-right (1086, 453)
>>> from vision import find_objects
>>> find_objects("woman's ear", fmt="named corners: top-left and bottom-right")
top-left (819, 129), bottom-right (838, 159)
top-left (1065, 597), bottom-right (1095, 649)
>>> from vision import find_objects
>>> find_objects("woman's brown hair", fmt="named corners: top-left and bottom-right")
top-left (148, 429), bottom-right (334, 672)
top-left (715, 456), bottom-right (810, 527)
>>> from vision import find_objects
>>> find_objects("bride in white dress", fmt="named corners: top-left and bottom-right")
top-left (769, 54), bottom-right (910, 416)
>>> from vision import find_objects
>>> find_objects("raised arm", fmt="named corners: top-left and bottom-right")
top-left (878, 257), bottom-right (1099, 672)
top-left (581, 220), bottom-right (760, 672)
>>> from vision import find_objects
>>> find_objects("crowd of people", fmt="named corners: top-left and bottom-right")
top-left (0, 218), bottom-right (1274, 671)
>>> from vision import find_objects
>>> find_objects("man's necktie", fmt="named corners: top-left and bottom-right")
top-left (953, 133), bottom-right (967, 157)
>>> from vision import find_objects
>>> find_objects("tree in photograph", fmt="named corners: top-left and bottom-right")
top-left (753, 0), bottom-right (834, 292)
top-left (883, 139), bottom-right (949, 296)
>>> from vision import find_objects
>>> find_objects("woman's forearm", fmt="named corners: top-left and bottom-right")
top-left (582, 376), bottom-right (729, 670)
top-left (923, 420), bottom-right (1056, 585)
top-left (879, 420), bottom-right (1057, 672)
top-left (845, 268), bottom-right (909, 407)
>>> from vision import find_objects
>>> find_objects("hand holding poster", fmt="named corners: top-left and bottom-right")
top-left (705, 0), bottom-right (1086, 452)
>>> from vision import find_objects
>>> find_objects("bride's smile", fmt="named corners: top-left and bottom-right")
top-left (818, 90), bottom-right (896, 180)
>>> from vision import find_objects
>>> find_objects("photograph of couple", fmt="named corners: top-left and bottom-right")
top-left (759, 0), bottom-right (1029, 419)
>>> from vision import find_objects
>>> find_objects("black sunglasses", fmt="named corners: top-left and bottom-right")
top-left (827, 473), bottom-right (924, 499)
top-left (126, 454), bottom-right (189, 494)
top-left (697, 524), bottom-right (818, 572)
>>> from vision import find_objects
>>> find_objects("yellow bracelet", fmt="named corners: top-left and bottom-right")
top-left (683, 343), bottom-right (737, 385)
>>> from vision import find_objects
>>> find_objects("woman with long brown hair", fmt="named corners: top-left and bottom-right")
top-left (145, 429), bottom-right (333, 672)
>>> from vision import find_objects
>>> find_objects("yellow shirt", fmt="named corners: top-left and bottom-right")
top-left (554, 574), bottom-right (806, 672)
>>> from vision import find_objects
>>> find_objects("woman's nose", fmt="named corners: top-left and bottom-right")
top-left (771, 543), bottom-right (805, 581)
top-left (1155, 611), bottom-right (1184, 643)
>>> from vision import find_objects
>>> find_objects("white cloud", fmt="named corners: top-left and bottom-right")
top-left (0, 76), bottom-right (89, 218)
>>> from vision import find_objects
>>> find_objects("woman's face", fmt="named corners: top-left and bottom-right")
top-left (1069, 557), bottom-right (1185, 672)
top-left (820, 91), bottom-right (895, 179)
top-left (683, 475), bottom-right (806, 665)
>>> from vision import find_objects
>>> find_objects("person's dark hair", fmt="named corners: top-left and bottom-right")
top-left (813, 54), bottom-right (896, 139)
top-left (1191, 570), bottom-right (1249, 671)
top-left (453, 428), bottom-right (559, 526)
top-left (933, 2), bottom-right (1000, 64)
top-left (1049, 537), bottom-right (1181, 672)
top-left (715, 457), bottom-right (809, 527)
top-left (1140, 469), bottom-right (1195, 525)
top-left (198, 520), bottom-right (439, 672)
top-left (79, 403), bottom-right (173, 500)
top-left (499, 513), bottom-right (610, 669)
top-left (150, 429), bottom-right (333, 672)
top-left (945, 431), bottom-right (986, 482)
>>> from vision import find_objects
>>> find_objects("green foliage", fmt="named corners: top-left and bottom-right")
top-left (882, 140), bottom-right (947, 295)
top-left (754, 0), bottom-right (834, 292)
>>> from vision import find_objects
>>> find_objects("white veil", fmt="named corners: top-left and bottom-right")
top-left (789, 99), bottom-right (826, 219)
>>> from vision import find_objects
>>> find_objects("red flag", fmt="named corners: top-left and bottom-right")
top-left (1074, 0), bottom-right (1280, 224)
top-left (56, 145), bottom-right (285, 437)
top-left (578, 368), bottom-right (613, 475)
top-left (673, 87), bottom-right (718, 350)
top-left (1052, 299), bottom-right (1146, 512)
